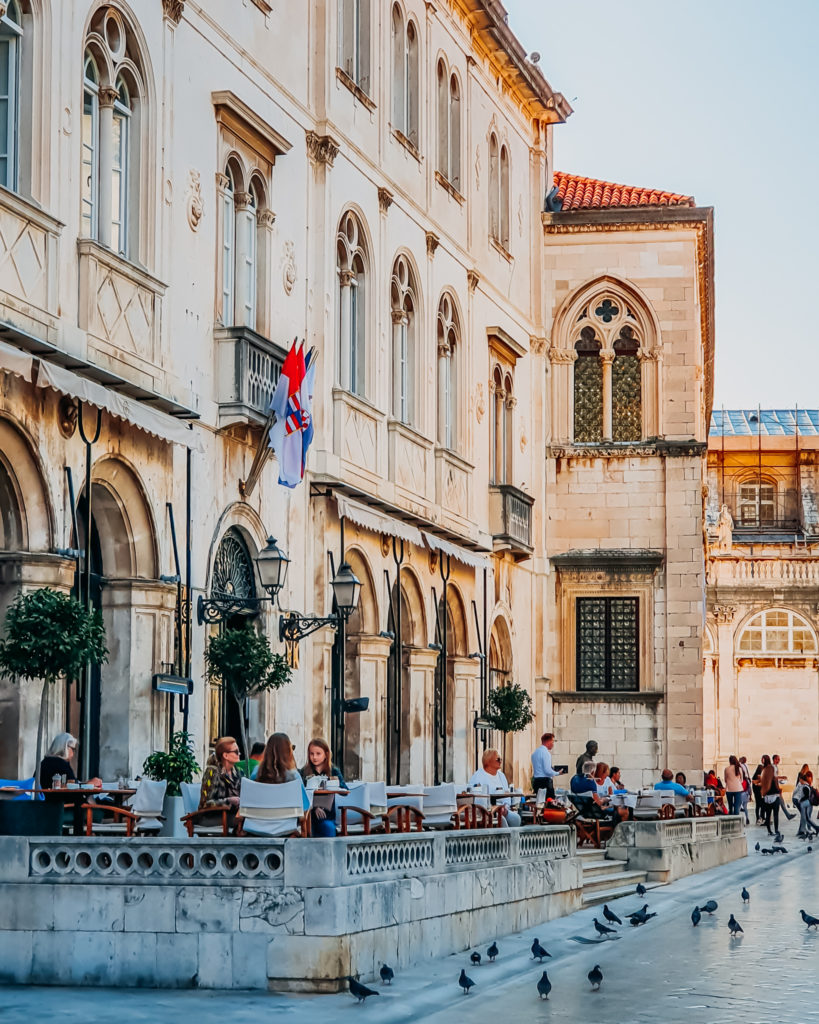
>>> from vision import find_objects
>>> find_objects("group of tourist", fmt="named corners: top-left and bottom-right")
top-left (199, 733), bottom-right (344, 836)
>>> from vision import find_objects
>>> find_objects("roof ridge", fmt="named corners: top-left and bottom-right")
top-left (552, 170), bottom-right (695, 211)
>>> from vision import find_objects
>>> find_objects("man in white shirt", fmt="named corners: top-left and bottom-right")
top-left (468, 749), bottom-right (521, 827)
top-left (531, 732), bottom-right (564, 799)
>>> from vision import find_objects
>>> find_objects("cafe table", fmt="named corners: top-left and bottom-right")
top-left (8, 787), bottom-right (136, 836)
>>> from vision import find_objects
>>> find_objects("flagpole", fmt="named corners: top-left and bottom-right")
top-left (240, 407), bottom-right (275, 499)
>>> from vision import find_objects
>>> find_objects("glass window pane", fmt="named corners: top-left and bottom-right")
top-left (612, 354), bottom-right (641, 442)
top-left (574, 333), bottom-right (603, 443)
top-left (577, 598), bottom-right (607, 691)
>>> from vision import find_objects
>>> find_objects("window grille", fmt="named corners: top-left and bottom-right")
top-left (577, 597), bottom-right (639, 691)
top-left (573, 327), bottom-right (603, 443)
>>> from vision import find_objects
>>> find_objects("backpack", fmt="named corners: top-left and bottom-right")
top-left (811, 788), bottom-right (819, 808)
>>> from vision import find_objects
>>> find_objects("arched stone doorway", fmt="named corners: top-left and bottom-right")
top-left (72, 458), bottom-right (168, 779)
top-left (488, 613), bottom-right (513, 774)
top-left (433, 583), bottom-right (469, 783)
top-left (205, 526), bottom-right (260, 751)
top-left (386, 566), bottom-right (428, 784)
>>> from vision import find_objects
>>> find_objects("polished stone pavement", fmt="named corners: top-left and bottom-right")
top-left (3, 821), bottom-right (819, 1024)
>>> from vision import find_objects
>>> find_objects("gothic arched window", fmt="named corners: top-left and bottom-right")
top-left (392, 5), bottom-right (419, 147)
top-left (436, 59), bottom-right (460, 191)
top-left (612, 325), bottom-right (641, 442)
top-left (437, 293), bottom-right (460, 449)
top-left (573, 325), bottom-right (603, 443)
top-left (337, 211), bottom-right (368, 396)
top-left (390, 254), bottom-right (418, 424)
top-left (737, 609), bottom-right (817, 656)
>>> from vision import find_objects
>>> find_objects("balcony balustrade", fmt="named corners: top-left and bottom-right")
top-left (215, 325), bottom-right (285, 427)
top-left (489, 483), bottom-right (534, 559)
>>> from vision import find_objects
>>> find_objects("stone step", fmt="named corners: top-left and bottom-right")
top-left (581, 859), bottom-right (624, 877)
top-left (581, 881), bottom-right (650, 908)
top-left (581, 869), bottom-right (650, 895)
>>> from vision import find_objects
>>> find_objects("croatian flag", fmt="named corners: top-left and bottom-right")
top-left (269, 340), bottom-right (314, 488)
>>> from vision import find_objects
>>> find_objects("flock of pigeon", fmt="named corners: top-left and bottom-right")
top-left (343, 846), bottom-right (819, 1005)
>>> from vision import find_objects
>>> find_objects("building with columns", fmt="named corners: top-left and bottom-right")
top-left (706, 410), bottom-right (819, 789)
top-left (0, 0), bottom-right (714, 790)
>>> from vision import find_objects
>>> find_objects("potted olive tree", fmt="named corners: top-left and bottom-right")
top-left (204, 626), bottom-right (292, 763)
top-left (0, 588), bottom-right (107, 835)
top-left (483, 681), bottom-right (535, 786)
top-left (0, 588), bottom-right (107, 776)
top-left (142, 731), bottom-right (200, 837)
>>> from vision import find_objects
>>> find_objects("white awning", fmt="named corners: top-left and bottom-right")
top-left (0, 338), bottom-right (33, 381)
top-left (335, 493), bottom-right (425, 547)
top-left (422, 531), bottom-right (491, 570)
top-left (36, 360), bottom-right (200, 449)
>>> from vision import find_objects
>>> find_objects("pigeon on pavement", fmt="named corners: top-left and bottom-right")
top-left (809, 846), bottom-right (814, 853)
top-left (347, 977), bottom-right (379, 1003)
top-left (487, 942), bottom-right (498, 962)
top-left (379, 964), bottom-right (394, 985)
top-left (699, 900), bottom-right (718, 914)
top-left (800, 910), bottom-right (819, 929)
top-left (691, 906), bottom-right (701, 927)
top-left (531, 939), bottom-right (551, 962)
top-left (537, 971), bottom-right (552, 1000)
top-left (741, 887), bottom-right (750, 904)
top-left (771, 845), bottom-right (788, 854)
top-left (630, 907), bottom-right (657, 926)
top-left (593, 918), bottom-right (617, 937)
top-left (636, 883), bottom-right (647, 896)
top-left (470, 952), bottom-right (481, 966)
top-left (728, 915), bottom-right (743, 936)
top-left (603, 904), bottom-right (622, 926)
top-left (459, 969), bottom-right (475, 994)
top-left (760, 847), bottom-right (774, 856)
top-left (588, 965), bottom-right (603, 991)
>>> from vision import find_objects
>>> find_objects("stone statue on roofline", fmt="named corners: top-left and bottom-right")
top-left (717, 504), bottom-right (734, 554)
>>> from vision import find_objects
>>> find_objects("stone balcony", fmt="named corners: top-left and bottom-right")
top-left (214, 325), bottom-right (286, 428)
top-left (0, 187), bottom-right (62, 338)
top-left (707, 554), bottom-right (819, 587)
top-left (489, 483), bottom-right (534, 560)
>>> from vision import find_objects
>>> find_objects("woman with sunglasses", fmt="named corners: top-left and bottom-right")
top-left (467, 748), bottom-right (521, 827)
top-left (199, 735), bottom-right (243, 830)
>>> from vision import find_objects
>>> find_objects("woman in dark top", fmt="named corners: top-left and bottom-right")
top-left (199, 736), bottom-right (242, 830)
top-left (299, 737), bottom-right (345, 839)
top-left (39, 733), bottom-right (101, 790)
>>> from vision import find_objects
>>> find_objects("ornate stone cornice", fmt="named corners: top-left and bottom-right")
top-left (306, 130), bottom-right (340, 167)
top-left (162, 0), bottom-right (185, 25)
top-left (426, 231), bottom-right (440, 258)
top-left (550, 548), bottom-right (664, 580)
top-left (547, 439), bottom-right (706, 460)
top-left (257, 208), bottom-right (276, 228)
top-left (529, 335), bottom-right (547, 355)
top-left (215, 172), bottom-right (229, 190)
top-left (377, 187), bottom-right (394, 215)
top-left (467, 269), bottom-right (480, 293)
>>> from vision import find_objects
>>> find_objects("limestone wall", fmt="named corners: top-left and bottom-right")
top-left (606, 816), bottom-right (747, 882)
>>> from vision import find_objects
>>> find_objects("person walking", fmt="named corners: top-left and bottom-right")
top-left (772, 754), bottom-right (796, 822)
top-left (793, 766), bottom-right (819, 839)
top-left (752, 759), bottom-right (765, 825)
top-left (531, 732), bottom-right (564, 799)
top-left (759, 754), bottom-right (781, 836)
top-left (723, 755), bottom-right (744, 817)
top-left (738, 756), bottom-right (752, 824)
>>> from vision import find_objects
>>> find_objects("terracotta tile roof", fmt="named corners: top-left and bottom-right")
top-left (552, 171), bottom-right (695, 212)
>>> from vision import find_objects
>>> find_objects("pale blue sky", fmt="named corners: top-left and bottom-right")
top-left (505, 0), bottom-right (819, 409)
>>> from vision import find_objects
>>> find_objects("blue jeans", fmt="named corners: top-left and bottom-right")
top-left (727, 791), bottom-right (742, 816)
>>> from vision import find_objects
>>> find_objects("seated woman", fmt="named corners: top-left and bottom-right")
top-left (39, 733), bottom-right (101, 790)
top-left (675, 772), bottom-right (687, 788)
top-left (594, 762), bottom-right (614, 798)
top-left (468, 748), bottom-right (521, 828)
top-left (255, 732), bottom-right (313, 830)
top-left (299, 737), bottom-right (345, 838)
top-left (199, 736), bottom-right (242, 831)
top-left (570, 761), bottom-right (627, 825)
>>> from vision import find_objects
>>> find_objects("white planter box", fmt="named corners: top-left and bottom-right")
top-left (159, 794), bottom-right (186, 837)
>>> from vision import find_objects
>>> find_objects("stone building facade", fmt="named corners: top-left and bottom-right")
top-left (0, 0), bottom-right (714, 789)
top-left (706, 410), bottom-right (819, 788)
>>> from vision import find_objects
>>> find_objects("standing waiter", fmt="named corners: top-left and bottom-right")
top-left (531, 732), bottom-right (564, 798)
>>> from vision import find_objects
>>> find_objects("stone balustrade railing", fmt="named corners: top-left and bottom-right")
top-left (6, 826), bottom-right (574, 889)
top-left (708, 556), bottom-right (819, 585)
top-left (607, 815), bottom-right (747, 881)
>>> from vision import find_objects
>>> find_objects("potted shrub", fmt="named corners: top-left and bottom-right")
top-left (483, 681), bottom-right (535, 791)
top-left (143, 731), bottom-right (200, 837)
top-left (0, 588), bottom-right (108, 775)
top-left (204, 626), bottom-right (292, 762)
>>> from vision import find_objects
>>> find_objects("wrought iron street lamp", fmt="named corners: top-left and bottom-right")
top-left (196, 536), bottom-right (289, 625)
top-left (278, 561), bottom-right (362, 643)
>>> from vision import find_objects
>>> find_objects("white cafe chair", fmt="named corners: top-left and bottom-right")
top-left (236, 778), bottom-right (310, 838)
top-left (83, 779), bottom-right (167, 836)
top-left (179, 781), bottom-right (234, 837)
top-left (422, 784), bottom-right (458, 829)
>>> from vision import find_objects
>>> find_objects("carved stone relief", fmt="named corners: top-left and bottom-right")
top-left (186, 170), bottom-right (203, 231)
top-left (475, 382), bottom-right (485, 423)
top-left (282, 240), bottom-right (297, 295)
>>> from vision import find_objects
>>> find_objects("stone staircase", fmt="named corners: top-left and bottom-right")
top-left (578, 848), bottom-right (656, 908)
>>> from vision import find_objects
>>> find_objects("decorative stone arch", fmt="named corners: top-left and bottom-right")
top-left (489, 610), bottom-right (513, 686)
top-left (399, 564), bottom-right (428, 647)
top-left (86, 455), bottom-right (158, 579)
top-left (389, 249), bottom-right (422, 426)
top-left (549, 275), bottom-right (662, 444)
top-left (205, 501), bottom-right (268, 592)
top-left (735, 606), bottom-right (819, 658)
top-left (336, 205), bottom-right (373, 397)
top-left (703, 622), bottom-right (717, 656)
top-left (343, 545), bottom-right (380, 637)
top-left (445, 582), bottom-right (469, 657)
top-left (0, 413), bottom-right (54, 551)
top-left (436, 288), bottom-right (463, 451)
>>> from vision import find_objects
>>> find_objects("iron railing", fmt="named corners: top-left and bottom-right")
top-left (489, 484), bottom-right (534, 555)
top-left (214, 325), bottom-right (286, 425)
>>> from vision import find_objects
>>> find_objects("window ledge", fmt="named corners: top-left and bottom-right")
top-left (392, 129), bottom-right (421, 161)
top-left (0, 186), bottom-right (64, 234)
top-left (332, 385), bottom-right (383, 419)
top-left (335, 67), bottom-right (376, 111)
top-left (550, 690), bottom-right (664, 704)
top-left (490, 236), bottom-right (513, 262)
top-left (250, 0), bottom-right (272, 12)
top-left (435, 171), bottom-right (465, 205)
top-left (434, 444), bottom-right (474, 473)
top-left (77, 238), bottom-right (167, 294)
top-left (388, 417), bottom-right (433, 449)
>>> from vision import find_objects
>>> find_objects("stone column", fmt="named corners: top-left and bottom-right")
top-left (713, 605), bottom-right (737, 764)
top-left (601, 348), bottom-right (614, 441)
top-left (436, 340), bottom-right (450, 446)
top-left (391, 310), bottom-right (408, 419)
top-left (547, 348), bottom-right (576, 444)
top-left (338, 270), bottom-right (354, 391)
top-left (407, 647), bottom-right (439, 784)
top-left (256, 208), bottom-right (276, 337)
top-left (98, 580), bottom-right (177, 779)
top-left (233, 191), bottom-right (254, 328)
top-left (97, 87), bottom-right (119, 250)
top-left (348, 634), bottom-right (392, 782)
top-left (0, 553), bottom-right (76, 779)
top-left (450, 655), bottom-right (480, 784)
